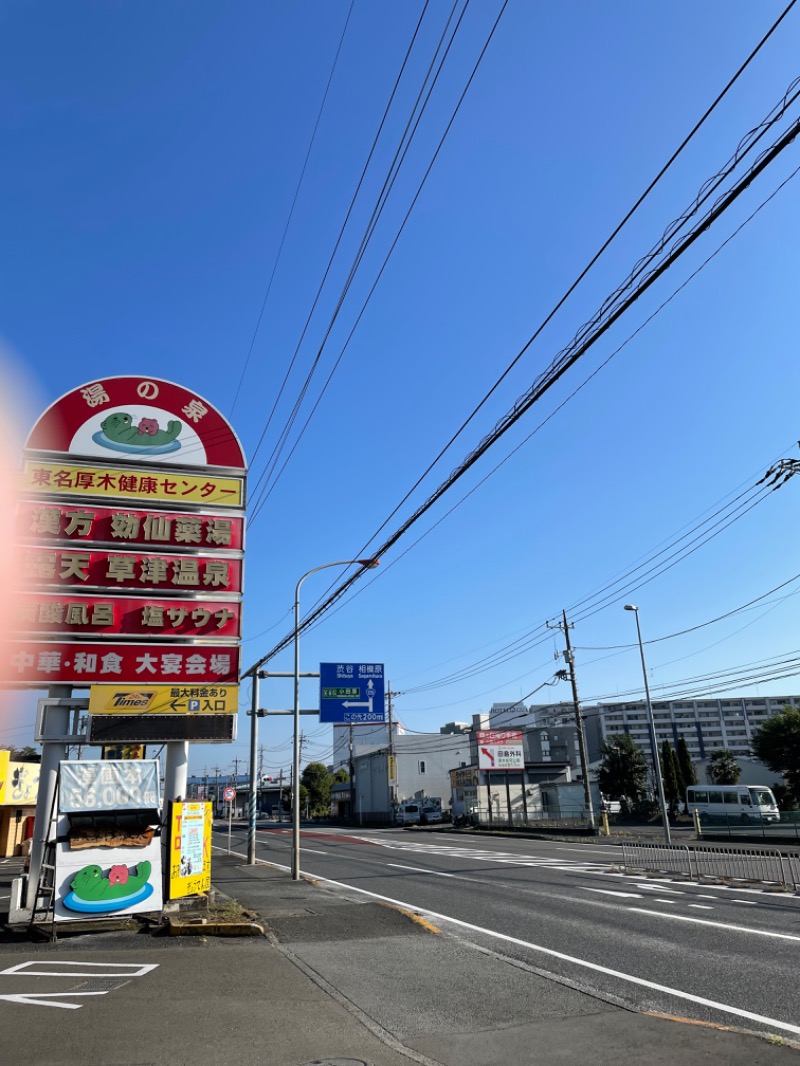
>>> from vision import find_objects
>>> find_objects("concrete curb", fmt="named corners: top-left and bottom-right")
top-left (165, 914), bottom-right (265, 937)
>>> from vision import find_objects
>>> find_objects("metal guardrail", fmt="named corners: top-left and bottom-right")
top-left (622, 841), bottom-right (800, 890)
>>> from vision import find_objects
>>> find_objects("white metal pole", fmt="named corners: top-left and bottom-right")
top-left (290, 558), bottom-right (380, 882)
top-left (247, 672), bottom-right (259, 864)
top-left (292, 573), bottom-right (302, 880)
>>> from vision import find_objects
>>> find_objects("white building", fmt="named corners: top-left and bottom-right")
top-left (577, 694), bottom-right (800, 764)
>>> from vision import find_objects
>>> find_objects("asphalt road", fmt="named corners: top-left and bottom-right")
top-left (219, 823), bottom-right (800, 1039)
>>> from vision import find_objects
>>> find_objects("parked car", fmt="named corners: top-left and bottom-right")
top-left (420, 806), bottom-right (442, 825)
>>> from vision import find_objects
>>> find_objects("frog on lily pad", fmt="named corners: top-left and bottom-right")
top-left (70, 860), bottom-right (152, 902)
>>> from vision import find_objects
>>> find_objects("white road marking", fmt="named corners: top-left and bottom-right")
top-left (732, 899), bottom-right (757, 905)
top-left (220, 844), bottom-right (800, 1037)
top-left (634, 884), bottom-right (682, 893)
top-left (0, 992), bottom-right (107, 1010)
top-left (697, 895), bottom-right (719, 900)
top-left (302, 849), bottom-right (329, 855)
top-left (0, 962), bottom-right (158, 978)
top-left (654, 899), bottom-right (677, 904)
top-left (688, 905), bottom-right (714, 910)
top-left (388, 864), bottom-right (456, 877)
top-left (628, 908), bottom-right (800, 941)
top-left (584, 889), bottom-right (643, 899)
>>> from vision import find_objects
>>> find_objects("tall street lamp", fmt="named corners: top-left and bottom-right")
top-left (624, 605), bottom-right (671, 845)
top-left (292, 558), bottom-right (379, 880)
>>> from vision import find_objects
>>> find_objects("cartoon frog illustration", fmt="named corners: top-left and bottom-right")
top-left (69, 860), bottom-right (152, 902)
top-left (100, 411), bottom-right (181, 447)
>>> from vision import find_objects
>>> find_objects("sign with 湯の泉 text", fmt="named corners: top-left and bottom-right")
top-left (319, 662), bottom-right (385, 724)
top-left (25, 376), bottom-right (246, 470)
top-left (59, 759), bottom-right (160, 813)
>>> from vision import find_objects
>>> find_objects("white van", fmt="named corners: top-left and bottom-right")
top-left (686, 784), bottom-right (779, 823)
top-left (394, 803), bottom-right (421, 825)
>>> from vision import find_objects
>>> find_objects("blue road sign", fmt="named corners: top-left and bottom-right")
top-left (319, 662), bottom-right (385, 724)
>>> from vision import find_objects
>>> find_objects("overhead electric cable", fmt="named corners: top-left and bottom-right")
top-left (229, 0), bottom-right (356, 418)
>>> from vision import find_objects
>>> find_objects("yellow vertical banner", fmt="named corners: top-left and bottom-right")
top-left (169, 801), bottom-right (212, 899)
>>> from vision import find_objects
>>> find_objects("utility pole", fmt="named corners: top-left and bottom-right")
top-left (212, 765), bottom-right (221, 817)
top-left (386, 685), bottom-right (399, 810)
top-left (349, 724), bottom-right (355, 821)
top-left (555, 610), bottom-right (595, 832)
top-left (278, 768), bottom-right (284, 822)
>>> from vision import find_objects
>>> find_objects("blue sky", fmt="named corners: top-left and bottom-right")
top-left (2, 1), bottom-right (800, 778)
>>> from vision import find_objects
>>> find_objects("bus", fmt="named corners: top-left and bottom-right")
top-left (686, 784), bottom-right (780, 823)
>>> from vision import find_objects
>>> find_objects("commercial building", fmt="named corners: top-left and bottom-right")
top-left (517, 695), bottom-right (800, 765)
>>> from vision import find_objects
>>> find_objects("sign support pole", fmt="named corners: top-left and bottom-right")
top-left (162, 742), bottom-right (189, 885)
top-left (247, 672), bottom-right (259, 864)
top-left (25, 687), bottom-right (72, 911)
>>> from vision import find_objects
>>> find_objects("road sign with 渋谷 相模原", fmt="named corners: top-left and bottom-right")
top-left (319, 663), bottom-right (385, 724)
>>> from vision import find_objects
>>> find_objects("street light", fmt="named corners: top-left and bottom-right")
top-left (623, 605), bottom-right (671, 845)
top-left (292, 558), bottom-right (380, 880)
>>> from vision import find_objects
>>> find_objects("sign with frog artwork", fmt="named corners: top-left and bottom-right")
top-left (54, 837), bottom-right (163, 920)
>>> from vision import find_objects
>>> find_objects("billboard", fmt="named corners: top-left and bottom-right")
top-left (476, 729), bottom-right (525, 771)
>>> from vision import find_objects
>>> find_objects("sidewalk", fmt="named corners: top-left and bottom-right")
top-left (0, 852), bottom-right (798, 1065)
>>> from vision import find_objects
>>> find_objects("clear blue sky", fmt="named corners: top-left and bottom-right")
top-left (2, 1), bottom-right (800, 778)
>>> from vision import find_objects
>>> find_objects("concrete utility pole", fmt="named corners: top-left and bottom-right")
top-left (386, 685), bottom-right (399, 810)
top-left (348, 725), bottom-right (355, 819)
top-left (560, 610), bottom-right (595, 833)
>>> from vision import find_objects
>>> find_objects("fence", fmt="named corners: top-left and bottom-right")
top-left (697, 811), bottom-right (800, 841)
top-left (621, 841), bottom-right (800, 890)
top-left (462, 806), bottom-right (593, 829)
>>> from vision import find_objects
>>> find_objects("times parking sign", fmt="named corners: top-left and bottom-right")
top-left (319, 662), bottom-right (385, 724)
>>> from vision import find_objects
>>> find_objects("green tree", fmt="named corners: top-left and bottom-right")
top-left (751, 706), bottom-right (800, 806)
top-left (597, 734), bottom-right (650, 813)
top-left (660, 740), bottom-right (680, 814)
top-left (707, 749), bottom-right (741, 785)
top-left (0, 745), bottom-right (40, 762)
top-left (301, 761), bottom-right (334, 816)
top-left (671, 746), bottom-right (685, 799)
top-left (332, 767), bottom-right (349, 784)
top-left (676, 737), bottom-right (697, 790)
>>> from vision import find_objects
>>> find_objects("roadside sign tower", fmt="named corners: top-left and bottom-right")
top-left (8, 376), bottom-right (246, 916)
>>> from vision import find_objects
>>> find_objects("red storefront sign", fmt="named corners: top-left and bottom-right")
top-left (25, 376), bottom-right (246, 471)
top-left (13, 593), bottom-right (241, 640)
top-left (19, 546), bottom-right (242, 594)
top-left (4, 642), bottom-right (240, 685)
top-left (16, 501), bottom-right (244, 552)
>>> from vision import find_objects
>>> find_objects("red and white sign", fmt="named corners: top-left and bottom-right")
top-left (223, 787), bottom-right (236, 802)
top-left (14, 592), bottom-right (241, 640)
top-left (19, 546), bottom-right (242, 593)
top-left (3, 642), bottom-right (239, 685)
top-left (476, 729), bottom-right (525, 771)
top-left (16, 501), bottom-right (244, 552)
top-left (10, 377), bottom-right (246, 693)
top-left (26, 376), bottom-right (246, 470)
